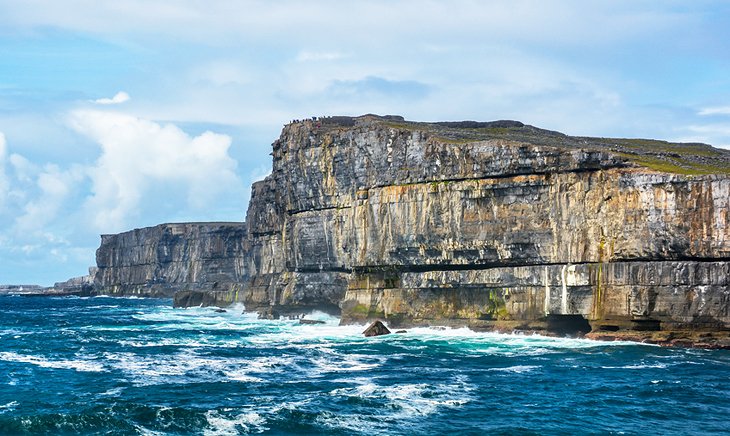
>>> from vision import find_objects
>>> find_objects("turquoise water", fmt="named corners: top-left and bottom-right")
top-left (0, 296), bottom-right (728, 435)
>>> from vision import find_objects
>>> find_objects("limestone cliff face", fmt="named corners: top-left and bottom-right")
top-left (235, 116), bottom-right (730, 345)
top-left (95, 115), bottom-right (730, 346)
top-left (94, 222), bottom-right (246, 301)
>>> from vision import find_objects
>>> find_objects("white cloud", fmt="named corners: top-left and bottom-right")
top-left (0, 111), bottom-right (247, 284)
top-left (14, 163), bottom-right (85, 232)
top-left (698, 106), bottom-right (730, 116)
top-left (68, 109), bottom-right (241, 232)
top-left (0, 1), bottom-right (689, 49)
top-left (0, 133), bottom-right (90, 284)
top-left (9, 153), bottom-right (36, 183)
top-left (93, 91), bottom-right (130, 105)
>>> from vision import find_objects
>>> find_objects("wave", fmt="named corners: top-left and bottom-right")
top-left (311, 352), bottom-right (384, 373)
top-left (487, 365), bottom-right (540, 373)
top-left (0, 351), bottom-right (105, 372)
top-left (601, 363), bottom-right (669, 370)
top-left (111, 306), bottom-right (649, 355)
top-left (325, 375), bottom-right (475, 425)
top-left (101, 351), bottom-right (294, 386)
top-left (117, 337), bottom-right (243, 349)
top-left (90, 294), bottom-right (143, 299)
top-left (0, 401), bottom-right (19, 413)
top-left (203, 410), bottom-right (267, 435)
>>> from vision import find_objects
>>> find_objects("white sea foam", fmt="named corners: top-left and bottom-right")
top-left (130, 307), bottom-right (265, 333)
top-left (299, 310), bottom-right (341, 324)
top-left (487, 365), bottom-right (540, 373)
top-left (203, 410), bottom-right (267, 435)
top-left (319, 376), bottom-right (474, 432)
top-left (384, 326), bottom-right (649, 358)
top-left (0, 351), bottom-right (105, 372)
top-left (601, 363), bottom-right (669, 370)
top-left (311, 352), bottom-right (384, 373)
top-left (83, 305), bottom-right (120, 310)
top-left (0, 401), bottom-right (18, 413)
top-left (100, 387), bottom-right (125, 396)
top-left (103, 351), bottom-right (293, 386)
top-left (122, 307), bottom-right (648, 355)
top-left (87, 295), bottom-right (148, 299)
top-left (265, 398), bottom-right (313, 416)
top-left (91, 294), bottom-right (150, 299)
top-left (247, 322), bottom-right (367, 347)
top-left (0, 328), bottom-right (33, 337)
top-left (134, 426), bottom-right (168, 436)
top-left (117, 336), bottom-right (244, 349)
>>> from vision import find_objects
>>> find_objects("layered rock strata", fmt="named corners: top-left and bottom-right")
top-left (94, 222), bottom-right (246, 301)
top-left (95, 116), bottom-right (730, 346)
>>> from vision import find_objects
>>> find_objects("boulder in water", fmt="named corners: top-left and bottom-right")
top-left (363, 320), bottom-right (391, 337)
top-left (214, 308), bottom-right (227, 313)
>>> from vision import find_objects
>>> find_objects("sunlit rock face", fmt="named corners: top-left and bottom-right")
top-left (95, 115), bottom-right (730, 346)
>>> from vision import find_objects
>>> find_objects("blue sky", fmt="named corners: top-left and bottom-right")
top-left (1, 1), bottom-right (730, 285)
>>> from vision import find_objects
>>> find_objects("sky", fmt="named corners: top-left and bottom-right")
top-left (1, 0), bottom-right (730, 285)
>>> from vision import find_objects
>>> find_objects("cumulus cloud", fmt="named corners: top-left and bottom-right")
top-left (0, 133), bottom-right (92, 284)
top-left (0, 112), bottom-right (246, 284)
top-left (14, 163), bottom-right (85, 232)
top-left (93, 91), bottom-right (130, 105)
top-left (9, 153), bottom-right (36, 183)
top-left (68, 109), bottom-right (241, 232)
top-left (0, 133), bottom-right (83, 235)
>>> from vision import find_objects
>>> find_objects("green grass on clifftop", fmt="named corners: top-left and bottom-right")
top-left (378, 117), bottom-right (730, 176)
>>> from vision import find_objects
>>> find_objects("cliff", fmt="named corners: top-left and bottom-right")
top-left (94, 222), bottom-right (246, 302)
top-left (94, 115), bottom-right (730, 347)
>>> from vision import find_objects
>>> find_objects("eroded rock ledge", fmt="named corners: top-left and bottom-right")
top-left (92, 115), bottom-right (730, 347)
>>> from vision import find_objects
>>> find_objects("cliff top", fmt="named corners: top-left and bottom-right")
top-left (288, 115), bottom-right (730, 176)
top-left (100, 222), bottom-right (245, 238)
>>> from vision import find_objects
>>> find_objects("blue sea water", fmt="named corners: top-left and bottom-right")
top-left (0, 296), bottom-right (728, 435)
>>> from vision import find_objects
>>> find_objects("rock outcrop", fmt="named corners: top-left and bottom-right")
top-left (363, 320), bottom-right (391, 337)
top-left (93, 115), bottom-right (730, 347)
top-left (94, 222), bottom-right (246, 303)
top-left (51, 271), bottom-right (96, 295)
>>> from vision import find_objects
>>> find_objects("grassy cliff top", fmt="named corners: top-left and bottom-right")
top-left (305, 115), bottom-right (730, 176)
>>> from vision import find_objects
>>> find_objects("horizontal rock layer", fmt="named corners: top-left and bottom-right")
top-left (94, 116), bottom-right (730, 346)
top-left (95, 222), bottom-right (247, 298)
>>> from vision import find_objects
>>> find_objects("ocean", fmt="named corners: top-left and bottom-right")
top-left (0, 295), bottom-right (728, 435)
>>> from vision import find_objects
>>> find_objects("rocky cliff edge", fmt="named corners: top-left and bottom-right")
top-left (94, 115), bottom-right (730, 347)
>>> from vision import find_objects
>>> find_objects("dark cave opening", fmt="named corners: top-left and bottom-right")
top-left (546, 314), bottom-right (593, 336)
